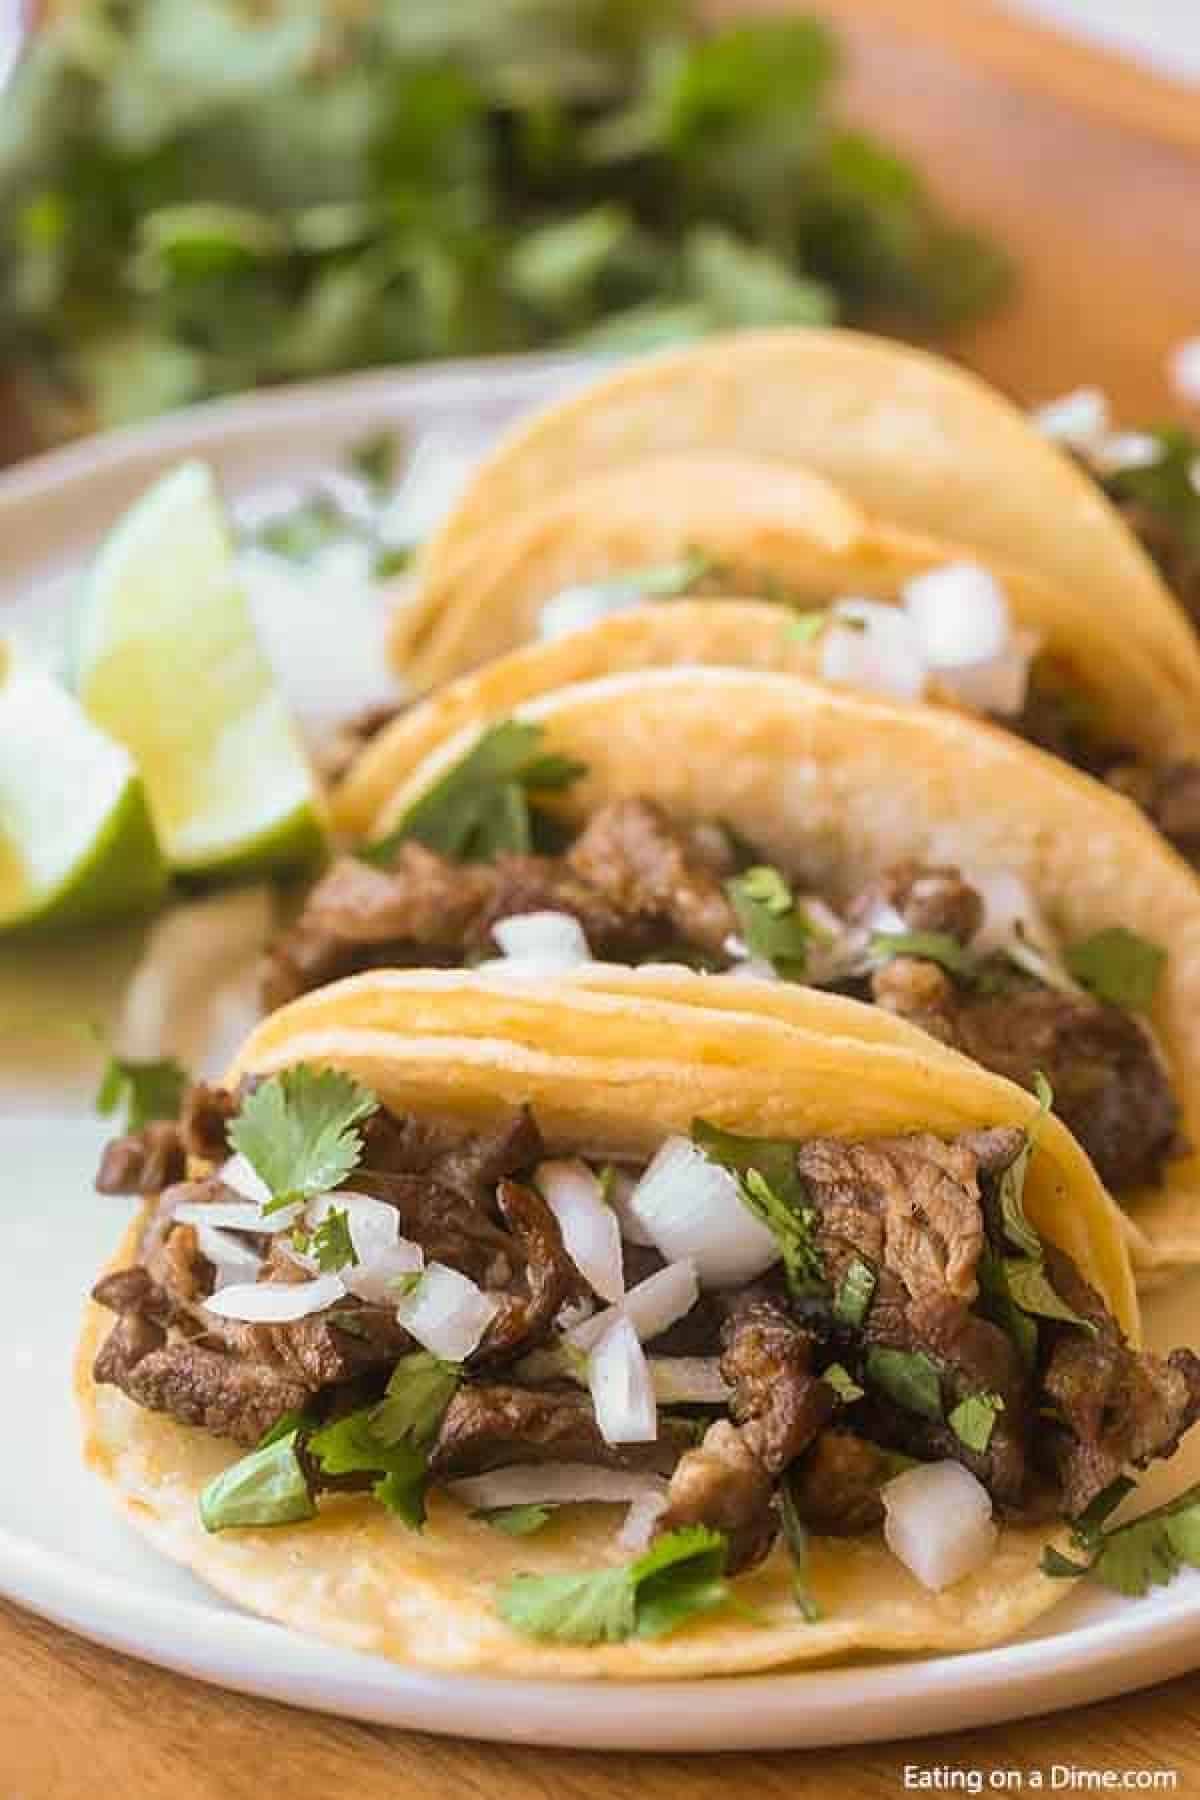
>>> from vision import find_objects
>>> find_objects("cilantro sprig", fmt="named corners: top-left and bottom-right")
top-left (227, 1066), bottom-right (379, 1216)
top-left (692, 1118), bottom-right (825, 1297)
top-left (1042, 1478), bottom-right (1200, 1597)
top-left (292, 1206), bottom-right (359, 1274)
top-left (1064, 927), bottom-right (1165, 1013)
top-left (990, 1077), bottom-right (1096, 1340)
top-left (363, 721), bottom-right (585, 867)
top-left (726, 864), bottom-right (820, 980)
top-left (96, 1053), bottom-right (188, 1133)
top-left (499, 1526), bottom-right (729, 1645)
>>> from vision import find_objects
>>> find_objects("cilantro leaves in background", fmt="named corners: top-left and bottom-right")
top-left (95, 1052), bottom-right (188, 1132)
top-left (0, 1), bottom-right (1010, 441)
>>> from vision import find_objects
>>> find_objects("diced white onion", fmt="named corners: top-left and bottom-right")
top-left (491, 911), bottom-right (593, 969)
top-left (446, 1464), bottom-right (669, 1512)
top-left (618, 1489), bottom-right (669, 1552)
top-left (1168, 338), bottom-right (1200, 408)
top-left (604, 1167), bottom-right (658, 1249)
top-left (821, 598), bottom-right (926, 703)
top-left (629, 1136), bottom-right (779, 1289)
top-left (648, 1356), bottom-right (731, 1404)
top-left (171, 1198), bottom-right (292, 1235)
top-left (903, 562), bottom-right (1010, 670)
top-left (968, 868), bottom-right (1044, 957)
top-left (567, 1258), bottom-right (700, 1352)
top-left (218, 1153), bottom-right (275, 1211)
top-left (194, 1223), bottom-right (264, 1290)
top-left (882, 1461), bottom-right (998, 1592)
top-left (203, 1273), bottom-right (345, 1322)
top-left (539, 581), bottom-right (643, 641)
top-left (1031, 387), bottom-right (1109, 451)
top-left (393, 1261), bottom-right (499, 1360)
top-left (345, 1238), bottom-right (425, 1306)
top-left (589, 1315), bottom-right (658, 1445)
top-left (1090, 430), bottom-right (1162, 474)
top-left (307, 1190), bottom-right (399, 1266)
top-left (536, 1159), bottom-right (625, 1304)
top-left (934, 632), bottom-right (1038, 719)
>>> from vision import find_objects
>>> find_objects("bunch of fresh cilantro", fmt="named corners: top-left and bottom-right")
top-left (0, 0), bottom-right (1010, 440)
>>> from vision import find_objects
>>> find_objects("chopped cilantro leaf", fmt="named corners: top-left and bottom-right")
top-left (692, 1118), bottom-right (825, 1297)
top-left (475, 1504), bottom-right (554, 1536)
top-left (349, 428), bottom-right (400, 499)
top-left (199, 1431), bottom-right (315, 1532)
top-left (833, 1257), bottom-right (876, 1327)
top-left (823, 1362), bottom-right (864, 1404)
top-left (227, 1065), bottom-right (378, 1215)
top-left (869, 930), bottom-right (972, 978)
top-left (1003, 1257), bottom-right (1096, 1335)
top-left (371, 544), bottom-right (417, 580)
top-left (788, 609), bottom-right (830, 644)
top-left (865, 1347), bottom-right (942, 1421)
top-left (307, 1407), bottom-right (428, 1528)
top-left (779, 1481), bottom-right (821, 1621)
top-left (726, 864), bottom-right (812, 978)
top-left (370, 1351), bottom-right (461, 1450)
top-left (96, 1053), bottom-right (188, 1133)
top-left (977, 1247), bottom-right (1038, 1370)
top-left (1042, 1481), bottom-right (1200, 1598)
top-left (294, 1206), bottom-right (359, 1274)
top-left (498, 1525), bottom-right (729, 1644)
top-left (948, 1391), bottom-right (1004, 1454)
top-left (1064, 927), bottom-right (1165, 1012)
top-left (364, 721), bottom-right (585, 866)
top-left (256, 1407), bottom-right (313, 1451)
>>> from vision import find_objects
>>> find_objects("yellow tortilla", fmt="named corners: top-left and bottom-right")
top-left (407, 328), bottom-right (1198, 688)
top-left (80, 975), bottom-right (1133, 1677)
top-left (342, 595), bottom-right (1199, 840)
top-left (367, 665), bottom-right (1200, 1278)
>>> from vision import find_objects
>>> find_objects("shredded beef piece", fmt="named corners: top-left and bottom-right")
top-left (433, 1107), bottom-right (545, 1203)
top-left (788, 1431), bottom-right (893, 1535)
top-left (720, 1297), bottom-right (834, 1473)
top-left (478, 1179), bottom-right (584, 1359)
top-left (565, 798), bottom-right (737, 956)
top-left (356, 1171), bottom-right (517, 1284)
top-left (429, 1384), bottom-right (687, 1478)
top-left (1040, 1246), bottom-right (1200, 1515)
top-left (900, 1291), bottom-right (1033, 1511)
top-left (850, 861), bottom-right (984, 943)
top-left (1107, 760), bottom-right (1200, 860)
top-left (95, 1122), bottom-right (187, 1196)
top-left (798, 1133), bottom-right (987, 1303)
top-left (180, 1083), bottom-right (237, 1163)
top-left (117, 1342), bottom-right (309, 1446)
top-left (267, 1304), bottom-right (413, 1389)
top-left (471, 853), bottom-right (662, 960)
top-left (655, 1419), bottom-right (777, 1573)
top-left (952, 990), bottom-right (1179, 1193)
top-left (93, 1310), bottom-right (167, 1389)
top-left (92, 1265), bottom-right (164, 1318)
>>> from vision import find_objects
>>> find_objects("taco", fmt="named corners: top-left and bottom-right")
top-left (354, 587), bottom-right (1200, 865)
top-left (80, 971), bottom-right (1200, 1676)
top-left (277, 664), bottom-right (1200, 1276)
top-left (404, 327), bottom-right (1197, 684)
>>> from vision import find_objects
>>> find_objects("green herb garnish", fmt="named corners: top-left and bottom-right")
top-left (869, 930), bottom-right (973, 978)
top-left (227, 1065), bottom-right (378, 1216)
top-left (349, 428), bottom-right (400, 500)
top-left (993, 1081), bottom-right (1095, 1338)
top-left (364, 721), bottom-right (585, 866)
top-left (948, 1391), bottom-right (1004, 1454)
top-left (833, 1257), bottom-right (876, 1328)
top-left (307, 1407), bottom-right (428, 1528)
top-left (779, 1481), bottom-right (821, 1621)
top-left (823, 1362), bottom-right (864, 1404)
top-left (692, 1118), bottom-right (825, 1298)
top-left (475, 1504), bottom-right (554, 1537)
top-left (199, 1431), bottom-right (315, 1533)
top-left (1064, 927), bottom-right (1166, 1013)
top-left (293, 1205), bottom-right (359, 1274)
top-left (370, 1351), bottom-right (461, 1451)
top-left (498, 1525), bottom-right (729, 1645)
top-left (726, 864), bottom-right (813, 979)
top-left (788, 609), bottom-right (830, 644)
top-left (1041, 1480), bottom-right (1200, 1597)
top-left (865, 1347), bottom-right (942, 1421)
top-left (96, 1053), bottom-right (188, 1133)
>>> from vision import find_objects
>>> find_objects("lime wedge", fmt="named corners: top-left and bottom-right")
top-left (0, 650), bottom-right (167, 932)
top-left (73, 461), bottom-right (325, 878)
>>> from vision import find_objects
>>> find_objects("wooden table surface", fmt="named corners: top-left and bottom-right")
top-left (4, 1), bottom-right (1200, 1791)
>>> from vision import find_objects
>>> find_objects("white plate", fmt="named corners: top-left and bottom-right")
top-left (2, 355), bottom-right (1199, 1749)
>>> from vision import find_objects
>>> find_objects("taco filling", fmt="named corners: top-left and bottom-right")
top-left (265, 735), bottom-right (1181, 1200)
top-left (89, 1069), bottom-right (1200, 1640)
